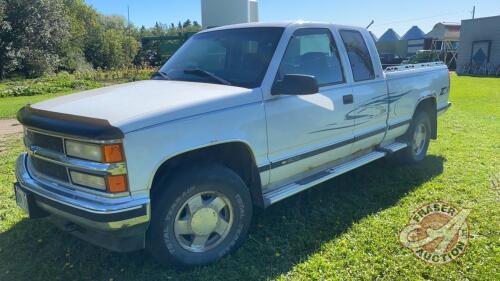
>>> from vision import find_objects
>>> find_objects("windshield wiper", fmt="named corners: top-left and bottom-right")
top-left (183, 68), bottom-right (232, 86)
top-left (151, 71), bottom-right (170, 80)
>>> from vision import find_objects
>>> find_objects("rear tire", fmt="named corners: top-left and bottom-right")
top-left (399, 111), bottom-right (431, 163)
top-left (147, 163), bottom-right (252, 267)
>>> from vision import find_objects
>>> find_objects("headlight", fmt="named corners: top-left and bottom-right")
top-left (70, 170), bottom-right (106, 190)
top-left (65, 140), bottom-right (102, 162)
top-left (65, 141), bottom-right (124, 163)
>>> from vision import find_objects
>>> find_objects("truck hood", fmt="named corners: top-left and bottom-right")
top-left (32, 80), bottom-right (260, 132)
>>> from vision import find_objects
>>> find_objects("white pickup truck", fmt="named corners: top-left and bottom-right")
top-left (14, 21), bottom-right (451, 266)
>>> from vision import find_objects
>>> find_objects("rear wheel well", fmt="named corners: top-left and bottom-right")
top-left (150, 142), bottom-right (264, 207)
top-left (413, 98), bottom-right (437, 139)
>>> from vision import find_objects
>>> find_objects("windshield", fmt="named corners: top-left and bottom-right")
top-left (159, 27), bottom-right (284, 88)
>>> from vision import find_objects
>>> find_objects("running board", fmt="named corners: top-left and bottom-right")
top-left (377, 142), bottom-right (408, 154)
top-left (262, 142), bottom-right (408, 206)
top-left (263, 151), bottom-right (386, 206)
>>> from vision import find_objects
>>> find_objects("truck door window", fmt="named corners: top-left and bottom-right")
top-left (339, 30), bottom-right (375, 82)
top-left (276, 28), bottom-right (344, 86)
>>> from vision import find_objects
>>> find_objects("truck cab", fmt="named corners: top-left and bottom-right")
top-left (15, 21), bottom-right (451, 266)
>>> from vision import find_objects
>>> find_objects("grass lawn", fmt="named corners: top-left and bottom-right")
top-left (0, 93), bottom-right (69, 118)
top-left (0, 75), bottom-right (498, 280)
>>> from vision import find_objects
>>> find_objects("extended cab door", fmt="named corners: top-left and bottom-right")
top-left (263, 28), bottom-right (355, 188)
top-left (338, 29), bottom-right (389, 153)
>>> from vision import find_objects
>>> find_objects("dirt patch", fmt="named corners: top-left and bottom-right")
top-left (0, 119), bottom-right (23, 145)
top-left (0, 119), bottom-right (23, 153)
top-left (0, 119), bottom-right (22, 138)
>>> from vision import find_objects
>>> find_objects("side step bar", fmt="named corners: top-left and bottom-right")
top-left (377, 142), bottom-right (408, 154)
top-left (262, 142), bottom-right (408, 206)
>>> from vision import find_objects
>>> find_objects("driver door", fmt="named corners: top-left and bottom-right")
top-left (264, 28), bottom-right (355, 188)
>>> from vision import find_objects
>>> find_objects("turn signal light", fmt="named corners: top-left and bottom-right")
top-left (103, 144), bottom-right (124, 163)
top-left (106, 175), bottom-right (128, 193)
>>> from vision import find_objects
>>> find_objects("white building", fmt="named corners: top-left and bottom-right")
top-left (201, 0), bottom-right (259, 29)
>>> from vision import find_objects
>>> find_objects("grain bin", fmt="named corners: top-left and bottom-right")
top-left (201, 0), bottom-right (259, 29)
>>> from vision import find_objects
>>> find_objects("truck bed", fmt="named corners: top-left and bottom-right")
top-left (382, 62), bottom-right (450, 142)
top-left (383, 62), bottom-right (446, 73)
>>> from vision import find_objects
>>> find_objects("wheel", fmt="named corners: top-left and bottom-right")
top-left (147, 163), bottom-right (253, 267)
top-left (399, 111), bottom-right (431, 163)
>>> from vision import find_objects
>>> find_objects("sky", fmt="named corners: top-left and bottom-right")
top-left (84, 0), bottom-right (500, 37)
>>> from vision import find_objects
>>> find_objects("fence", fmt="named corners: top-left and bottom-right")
top-left (457, 63), bottom-right (500, 77)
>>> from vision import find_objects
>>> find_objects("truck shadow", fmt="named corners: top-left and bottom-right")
top-left (0, 155), bottom-right (445, 281)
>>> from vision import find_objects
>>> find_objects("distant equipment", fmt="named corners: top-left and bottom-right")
top-left (201, 0), bottom-right (259, 29)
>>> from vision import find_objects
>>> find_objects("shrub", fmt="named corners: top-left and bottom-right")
top-left (0, 67), bottom-right (157, 98)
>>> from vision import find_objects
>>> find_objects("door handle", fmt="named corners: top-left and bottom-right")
top-left (343, 94), bottom-right (353, 104)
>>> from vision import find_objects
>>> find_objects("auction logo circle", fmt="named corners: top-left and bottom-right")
top-left (399, 202), bottom-right (470, 264)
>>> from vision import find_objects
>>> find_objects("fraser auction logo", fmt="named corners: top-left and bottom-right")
top-left (399, 202), bottom-right (470, 264)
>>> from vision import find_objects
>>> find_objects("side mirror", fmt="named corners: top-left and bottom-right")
top-left (271, 74), bottom-right (319, 96)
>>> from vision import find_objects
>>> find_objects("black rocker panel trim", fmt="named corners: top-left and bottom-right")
top-left (258, 119), bottom-right (411, 172)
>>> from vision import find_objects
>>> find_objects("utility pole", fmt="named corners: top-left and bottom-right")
top-left (472, 5), bottom-right (475, 19)
top-left (127, 5), bottom-right (131, 59)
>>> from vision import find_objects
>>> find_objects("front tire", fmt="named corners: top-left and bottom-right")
top-left (399, 111), bottom-right (431, 163)
top-left (147, 163), bottom-right (253, 267)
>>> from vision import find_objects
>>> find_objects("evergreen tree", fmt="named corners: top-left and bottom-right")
top-left (182, 19), bottom-right (192, 28)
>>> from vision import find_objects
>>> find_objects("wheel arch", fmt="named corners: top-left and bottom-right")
top-left (149, 141), bottom-right (265, 208)
top-left (412, 96), bottom-right (437, 139)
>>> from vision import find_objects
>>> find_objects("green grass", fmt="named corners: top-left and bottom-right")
top-left (0, 93), bottom-right (70, 118)
top-left (0, 68), bottom-right (156, 118)
top-left (0, 75), bottom-right (499, 280)
top-left (0, 74), bottom-right (102, 99)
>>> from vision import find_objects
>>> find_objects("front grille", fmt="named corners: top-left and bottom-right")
top-left (30, 157), bottom-right (69, 183)
top-left (26, 130), bottom-right (64, 153)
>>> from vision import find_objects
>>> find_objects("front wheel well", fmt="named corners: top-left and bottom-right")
top-left (150, 142), bottom-right (264, 207)
top-left (413, 98), bottom-right (437, 139)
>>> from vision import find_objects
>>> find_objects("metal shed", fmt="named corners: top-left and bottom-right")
top-left (376, 29), bottom-right (407, 59)
top-left (401, 26), bottom-right (426, 55)
top-left (378, 28), bottom-right (401, 42)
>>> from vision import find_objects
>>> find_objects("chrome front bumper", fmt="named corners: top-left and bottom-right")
top-left (15, 153), bottom-right (150, 232)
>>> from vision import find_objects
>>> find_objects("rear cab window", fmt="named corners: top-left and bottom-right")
top-left (339, 30), bottom-right (375, 82)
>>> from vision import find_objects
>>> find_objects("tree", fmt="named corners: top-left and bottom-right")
top-left (182, 19), bottom-right (191, 28)
top-left (85, 15), bottom-right (139, 69)
top-left (139, 25), bottom-right (150, 37)
top-left (152, 22), bottom-right (164, 36)
top-left (0, 0), bottom-right (198, 78)
top-left (134, 39), bottom-right (161, 67)
top-left (62, 0), bottom-right (100, 71)
top-left (0, 0), bottom-right (15, 78)
top-left (0, 0), bottom-right (70, 78)
top-left (0, 1), bottom-right (4, 23)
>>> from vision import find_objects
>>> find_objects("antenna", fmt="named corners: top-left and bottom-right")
top-left (366, 20), bottom-right (374, 29)
top-left (472, 5), bottom-right (475, 19)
